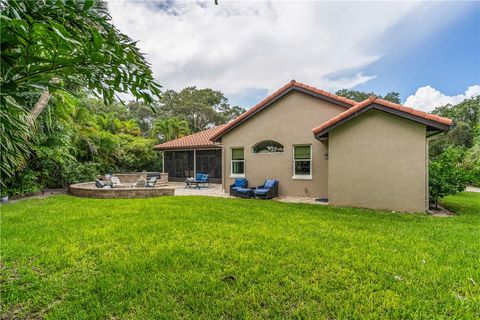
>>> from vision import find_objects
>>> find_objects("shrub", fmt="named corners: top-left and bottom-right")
top-left (462, 140), bottom-right (480, 186)
top-left (429, 147), bottom-right (468, 208)
top-left (4, 168), bottom-right (43, 196)
top-left (61, 162), bottom-right (100, 185)
top-left (115, 134), bottom-right (161, 172)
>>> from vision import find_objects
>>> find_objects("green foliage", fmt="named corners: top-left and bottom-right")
top-left (429, 96), bottom-right (480, 187)
top-left (61, 162), bottom-right (100, 186)
top-left (0, 0), bottom-right (161, 184)
top-left (462, 138), bottom-right (480, 185)
top-left (429, 147), bottom-right (468, 207)
top-left (1, 0), bottom-right (161, 106)
top-left (160, 87), bottom-right (245, 132)
top-left (3, 93), bottom-right (161, 196)
top-left (335, 89), bottom-right (401, 103)
top-left (152, 117), bottom-right (190, 142)
top-left (2, 194), bottom-right (479, 318)
top-left (2, 168), bottom-right (42, 196)
top-left (116, 135), bottom-right (161, 172)
top-left (430, 96), bottom-right (480, 157)
top-left (0, 96), bottom-right (32, 183)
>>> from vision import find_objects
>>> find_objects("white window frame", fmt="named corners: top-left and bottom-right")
top-left (292, 144), bottom-right (312, 180)
top-left (230, 147), bottom-right (245, 178)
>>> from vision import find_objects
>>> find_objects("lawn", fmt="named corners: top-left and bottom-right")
top-left (1, 193), bottom-right (479, 319)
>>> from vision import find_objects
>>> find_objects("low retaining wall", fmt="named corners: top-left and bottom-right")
top-left (70, 182), bottom-right (174, 199)
top-left (112, 172), bottom-right (169, 184)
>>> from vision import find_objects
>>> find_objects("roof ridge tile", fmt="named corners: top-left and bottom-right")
top-left (210, 80), bottom-right (357, 141)
top-left (312, 97), bottom-right (453, 135)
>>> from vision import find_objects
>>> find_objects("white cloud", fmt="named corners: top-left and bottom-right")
top-left (109, 1), bottom-right (469, 103)
top-left (404, 85), bottom-right (480, 112)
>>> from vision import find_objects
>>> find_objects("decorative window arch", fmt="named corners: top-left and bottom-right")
top-left (252, 140), bottom-right (284, 154)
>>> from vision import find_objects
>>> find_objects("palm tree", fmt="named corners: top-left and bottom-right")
top-left (96, 112), bottom-right (117, 133)
top-left (151, 118), bottom-right (190, 142)
top-left (121, 119), bottom-right (142, 136)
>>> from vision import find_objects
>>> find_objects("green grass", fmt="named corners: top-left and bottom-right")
top-left (1, 193), bottom-right (479, 319)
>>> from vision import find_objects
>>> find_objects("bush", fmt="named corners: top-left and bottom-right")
top-left (462, 141), bottom-right (480, 186)
top-left (429, 147), bottom-right (468, 208)
top-left (61, 162), bottom-right (100, 185)
top-left (115, 134), bottom-right (161, 172)
top-left (4, 168), bottom-right (43, 196)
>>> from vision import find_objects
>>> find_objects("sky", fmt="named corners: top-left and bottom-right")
top-left (110, 0), bottom-right (480, 112)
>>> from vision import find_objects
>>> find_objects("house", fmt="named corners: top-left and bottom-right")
top-left (154, 80), bottom-right (453, 212)
top-left (153, 125), bottom-right (224, 183)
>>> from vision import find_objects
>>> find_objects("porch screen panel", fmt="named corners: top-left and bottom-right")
top-left (195, 149), bottom-right (222, 178)
top-left (164, 150), bottom-right (194, 179)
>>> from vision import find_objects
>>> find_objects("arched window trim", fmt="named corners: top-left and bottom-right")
top-left (252, 140), bottom-right (284, 154)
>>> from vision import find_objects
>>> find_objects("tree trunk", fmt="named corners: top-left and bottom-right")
top-left (31, 89), bottom-right (51, 120)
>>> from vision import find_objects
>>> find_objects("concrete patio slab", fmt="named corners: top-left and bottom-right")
top-left (171, 182), bottom-right (325, 205)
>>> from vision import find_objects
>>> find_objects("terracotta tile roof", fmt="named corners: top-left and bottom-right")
top-left (312, 95), bottom-right (453, 137)
top-left (153, 125), bottom-right (226, 150)
top-left (210, 80), bottom-right (357, 142)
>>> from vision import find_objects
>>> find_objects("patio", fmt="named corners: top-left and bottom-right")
top-left (171, 182), bottom-right (326, 205)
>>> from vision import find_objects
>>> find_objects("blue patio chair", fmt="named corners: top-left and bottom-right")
top-left (229, 178), bottom-right (248, 196)
top-left (253, 179), bottom-right (279, 199)
top-left (192, 173), bottom-right (210, 189)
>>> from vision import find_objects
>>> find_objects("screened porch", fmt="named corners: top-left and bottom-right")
top-left (163, 149), bottom-right (222, 183)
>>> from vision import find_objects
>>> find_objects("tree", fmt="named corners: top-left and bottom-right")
top-left (0, 0), bottom-right (161, 185)
top-left (96, 112), bottom-right (117, 133)
top-left (335, 89), bottom-right (401, 104)
top-left (160, 87), bottom-right (245, 132)
top-left (429, 147), bottom-right (468, 208)
top-left (121, 119), bottom-right (142, 136)
top-left (2, 90), bottom-right (164, 196)
top-left (430, 96), bottom-right (480, 157)
top-left (152, 118), bottom-right (191, 142)
top-left (426, 96), bottom-right (480, 189)
top-left (126, 101), bottom-right (157, 134)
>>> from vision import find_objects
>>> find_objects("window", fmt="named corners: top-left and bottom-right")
top-left (252, 140), bottom-right (284, 154)
top-left (293, 145), bottom-right (312, 179)
top-left (231, 148), bottom-right (245, 176)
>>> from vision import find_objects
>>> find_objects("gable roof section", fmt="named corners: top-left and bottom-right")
top-left (312, 95), bottom-right (453, 140)
top-left (210, 80), bottom-right (357, 142)
top-left (153, 125), bottom-right (226, 151)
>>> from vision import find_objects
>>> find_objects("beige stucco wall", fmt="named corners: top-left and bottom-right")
top-left (328, 109), bottom-right (427, 212)
top-left (221, 91), bottom-right (346, 197)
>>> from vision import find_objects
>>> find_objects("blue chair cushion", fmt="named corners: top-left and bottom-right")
top-left (234, 178), bottom-right (247, 187)
top-left (236, 188), bottom-right (252, 193)
top-left (195, 173), bottom-right (209, 182)
top-left (264, 179), bottom-right (277, 189)
top-left (254, 188), bottom-right (269, 195)
top-left (231, 186), bottom-right (243, 191)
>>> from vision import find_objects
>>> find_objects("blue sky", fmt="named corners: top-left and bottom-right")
top-left (361, 1), bottom-right (479, 101)
top-left (111, 1), bottom-right (480, 112)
